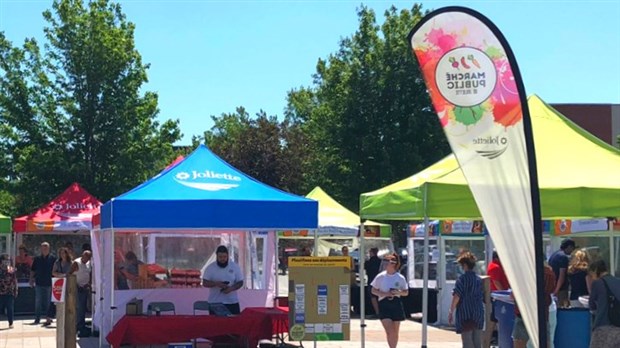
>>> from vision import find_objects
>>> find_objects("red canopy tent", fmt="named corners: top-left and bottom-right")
top-left (14, 182), bottom-right (101, 233)
top-left (12, 182), bottom-right (102, 316)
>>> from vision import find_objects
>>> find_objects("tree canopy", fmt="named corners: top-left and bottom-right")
top-left (0, 2), bottom-right (451, 224)
top-left (204, 5), bottom-right (450, 211)
top-left (0, 0), bottom-right (181, 215)
top-left (195, 107), bottom-right (308, 194)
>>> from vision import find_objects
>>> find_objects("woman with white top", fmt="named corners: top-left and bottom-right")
top-left (371, 253), bottom-right (409, 348)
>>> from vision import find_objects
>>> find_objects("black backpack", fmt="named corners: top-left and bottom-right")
top-left (601, 278), bottom-right (620, 327)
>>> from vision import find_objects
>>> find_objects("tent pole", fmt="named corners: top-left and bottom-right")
top-left (96, 230), bottom-right (103, 348)
top-left (609, 221), bottom-right (615, 276)
top-left (275, 231), bottom-right (279, 305)
top-left (7, 232), bottom-right (12, 261)
top-left (422, 184), bottom-right (430, 348)
top-left (360, 221), bottom-right (366, 348)
top-left (109, 201), bottom-right (116, 342)
top-left (313, 229), bottom-right (318, 256)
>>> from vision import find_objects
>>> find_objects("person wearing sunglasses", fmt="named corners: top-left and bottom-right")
top-left (371, 253), bottom-right (408, 348)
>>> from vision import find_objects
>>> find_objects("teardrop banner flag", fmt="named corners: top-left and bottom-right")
top-left (409, 7), bottom-right (547, 348)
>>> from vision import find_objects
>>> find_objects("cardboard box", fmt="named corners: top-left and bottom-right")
top-left (126, 298), bottom-right (143, 315)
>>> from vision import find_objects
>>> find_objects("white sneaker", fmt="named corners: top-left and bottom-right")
top-left (8, 324), bottom-right (14, 329)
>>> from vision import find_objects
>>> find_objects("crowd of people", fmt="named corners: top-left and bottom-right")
top-left (0, 241), bottom-right (92, 337)
top-left (4, 237), bottom-right (620, 348)
top-left (481, 238), bottom-right (620, 348)
top-left (359, 237), bottom-right (620, 348)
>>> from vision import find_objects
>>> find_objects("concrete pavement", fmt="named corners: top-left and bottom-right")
top-left (0, 318), bottom-right (97, 348)
top-left (0, 315), bottom-right (462, 348)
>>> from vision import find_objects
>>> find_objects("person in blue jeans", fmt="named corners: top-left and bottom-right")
top-left (30, 242), bottom-right (56, 325)
top-left (70, 250), bottom-right (92, 336)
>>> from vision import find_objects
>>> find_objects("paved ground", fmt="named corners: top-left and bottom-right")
top-left (0, 317), bottom-right (97, 348)
top-left (0, 315), bottom-right (462, 348)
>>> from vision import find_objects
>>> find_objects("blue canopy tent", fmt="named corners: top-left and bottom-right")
top-left (92, 145), bottom-right (317, 342)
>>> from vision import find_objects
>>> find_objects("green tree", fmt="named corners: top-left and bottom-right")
top-left (197, 107), bottom-right (309, 194)
top-left (0, 0), bottom-right (181, 214)
top-left (286, 4), bottom-right (450, 210)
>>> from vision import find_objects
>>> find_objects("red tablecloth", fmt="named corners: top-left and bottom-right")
top-left (106, 307), bottom-right (289, 348)
top-left (243, 307), bottom-right (289, 343)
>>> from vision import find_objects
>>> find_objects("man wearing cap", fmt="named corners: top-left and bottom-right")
top-left (202, 246), bottom-right (244, 314)
top-left (548, 239), bottom-right (576, 308)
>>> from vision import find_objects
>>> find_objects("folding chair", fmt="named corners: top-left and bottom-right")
top-left (193, 300), bottom-right (211, 315)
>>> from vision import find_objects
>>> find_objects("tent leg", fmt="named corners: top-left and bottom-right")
top-left (360, 222), bottom-right (366, 348)
top-left (275, 232), bottom-right (279, 304)
top-left (421, 184), bottom-right (430, 348)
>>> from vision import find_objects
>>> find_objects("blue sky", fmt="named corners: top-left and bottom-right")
top-left (1, 1), bottom-right (619, 144)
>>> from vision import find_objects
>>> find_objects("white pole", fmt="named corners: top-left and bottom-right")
top-left (7, 232), bottom-right (12, 260)
top-left (438, 235), bottom-right (446, 324)
top-left (407, 237), bottom-right (415, 286)
top-left (313, 229), bottom-right (319, 256)
top-left (609, 221), bottom-right (615, 277)
top-left (109, 201), bottom-right (115, 345)
top-left (422, 184), bottom-right (430, 348)
top-left (275, 232), bottom-right (279, 304)
top-left (97, 230), bottom-right (104, 348)
top-left (360, 221), bottom-right (366, 348)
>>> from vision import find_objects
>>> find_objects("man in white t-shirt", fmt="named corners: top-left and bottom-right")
top-left (202, 246), bottom-right (244, 314)
top-left (70, 250), bottom-right (91, 336)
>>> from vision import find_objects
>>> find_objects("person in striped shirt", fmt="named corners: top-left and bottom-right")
top-left (448, 251), bottom-right (484, 348)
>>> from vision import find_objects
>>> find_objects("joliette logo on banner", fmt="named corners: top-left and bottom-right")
top-left (52, 202), bottom-right (95, 212)
top-left (174, 170), bottom-right (241, 191)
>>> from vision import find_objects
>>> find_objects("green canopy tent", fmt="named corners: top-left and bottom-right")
top-left (0, 213), bottom-right (12, 257)
top-left (360, 95), bottom-right (620, 220)
top-left (358, 95), bottom-right (620, 334)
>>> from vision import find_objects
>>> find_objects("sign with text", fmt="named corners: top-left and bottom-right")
top-left (288, 257), bottom-right (351, 341)
top-left (551, 218), bottom-right (609, 235)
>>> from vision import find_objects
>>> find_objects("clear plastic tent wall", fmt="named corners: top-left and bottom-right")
top-left (91, 228), bottom-right (276, 339)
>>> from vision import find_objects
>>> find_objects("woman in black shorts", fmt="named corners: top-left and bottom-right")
top-left (371, 253), bottom-right (409, 348)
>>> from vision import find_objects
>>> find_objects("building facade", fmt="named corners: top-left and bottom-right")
top-left (551, 103), bottom-right (620, 147)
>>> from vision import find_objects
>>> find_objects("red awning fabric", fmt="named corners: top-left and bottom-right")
top-left (92, 211), bottom-right (101, 229)
top-left (165, 155), bottom-right (185, 170)
top-left (13, 182), bottom-right (102, 233)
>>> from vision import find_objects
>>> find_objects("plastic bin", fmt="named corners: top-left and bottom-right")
top-left (554, 308), bottom-right (591, 348)
top-left (492, 290), bottom-right (515, 348)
